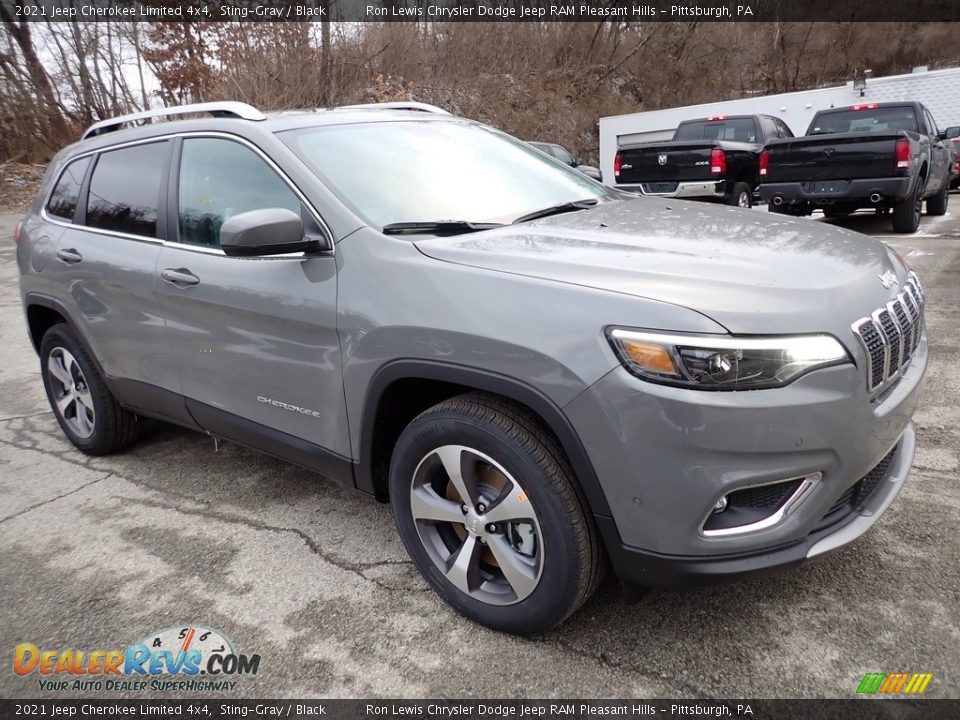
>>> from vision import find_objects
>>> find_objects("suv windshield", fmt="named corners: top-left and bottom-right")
top-left (807, 107), bottom-right (919, 135)
top-left (279, 121), bottom-right (610, 228)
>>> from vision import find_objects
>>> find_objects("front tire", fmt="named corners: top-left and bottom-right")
top-left (39, 323), bottom-right (138, 455)
top-left (892, 180), bottom-right (923, 233)
top-left (389, 392), bottom-right (603, 634)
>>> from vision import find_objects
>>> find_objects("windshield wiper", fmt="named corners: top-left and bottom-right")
top-left (381, 220), bottom-right (504, 236)
top-left (513, 198), bottom-right (599, 224)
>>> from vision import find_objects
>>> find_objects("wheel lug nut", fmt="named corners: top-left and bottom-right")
top-left (477, 503), bottom-right (486, 513)
top-left (479, 537), bottom-right (486, 544)
top-left (461, 504), bottom-right (468, 514)
top-left (487, 524), bottom-right (497, 533)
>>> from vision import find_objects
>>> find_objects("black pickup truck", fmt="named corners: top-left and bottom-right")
top-left (613, 114), bottom-right (794, 207)
top-left (760, 102), bottom-right (958, 233)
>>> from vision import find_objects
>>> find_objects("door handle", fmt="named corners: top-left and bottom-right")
top-left (161, 268), bottom-right (200, 287)
top-left (56, 248), bottom-right (83, 264)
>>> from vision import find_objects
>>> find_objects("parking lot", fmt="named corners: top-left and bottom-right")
top-left (1, 207), bottom-right (958, 699)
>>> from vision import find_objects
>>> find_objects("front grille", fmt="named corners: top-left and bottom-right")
top-left (851, 272), bottom-right (925, 391)
top-left (727, 479), bottom-right (803, 509)
top-left (819, 444), bottom-right (898, 527)
top-left (856, 448), bottom-right (896, 504)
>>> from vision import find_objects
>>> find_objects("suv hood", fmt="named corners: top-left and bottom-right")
top-left (414, 197), bottom-right (905, 336)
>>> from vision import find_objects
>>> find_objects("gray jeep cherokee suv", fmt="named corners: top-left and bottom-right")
top-left (16, 102), bottom-right (927, 634)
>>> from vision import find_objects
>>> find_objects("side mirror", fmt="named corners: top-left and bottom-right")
top-left (942, 126), bottom-right (960, 140)
top-left (220, 208), bottom-right (321, 257)
top-left (571, 157), bottom-right (582, 167)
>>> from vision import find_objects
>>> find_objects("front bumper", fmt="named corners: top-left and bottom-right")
top-left (564, 333), bottom-right (927, 585)
top-left (615, 180), bottom-right (726, 199)
top-left (759, 176), bottom-right (911, 204)
top-left (595, 423), bottom-right (915, 588)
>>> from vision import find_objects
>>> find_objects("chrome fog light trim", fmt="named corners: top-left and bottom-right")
top-left (701, 472), bottom-right (822, 538)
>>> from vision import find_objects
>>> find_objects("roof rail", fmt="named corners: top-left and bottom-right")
top-left (81, 102), bottom-right (266, 140)
top-left (335, 101), bottom-right (451, 115)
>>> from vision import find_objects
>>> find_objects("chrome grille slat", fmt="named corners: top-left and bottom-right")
top-left (851, 275), bottom-right (925, 392)
top-left (877, 308), bottom-right (900, 371)
top-left (893, 298), bottom-right (912, 361)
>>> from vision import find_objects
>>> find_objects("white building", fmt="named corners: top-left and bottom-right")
top-left (598, 66), bottom-right (960, 182)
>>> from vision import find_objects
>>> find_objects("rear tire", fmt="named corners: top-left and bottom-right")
top-left (726, 182), bottom-right (752, 208)
top-left (389, 392), bottom-right (604, 634)
top-left (892, 180), bottom-right (923, 233)
top-left (39, 323), bottom-right (138, 455)
top-left (926, 181), bottom-right (949, 216)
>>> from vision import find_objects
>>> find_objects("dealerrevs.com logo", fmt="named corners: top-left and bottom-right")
top-left (14, 626), bottom-right (261, 693)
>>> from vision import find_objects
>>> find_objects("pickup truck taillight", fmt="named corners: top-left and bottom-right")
top-left (759, 150), bottom-right (770, 177)
top-left (710, 148), bottom-right (726, 175)
top-left (895, 138), bottom-right (911, 172)
top-left (613, 152), bottom-right (622, 181)
top-left (12, 222), bottom-right (22, 245)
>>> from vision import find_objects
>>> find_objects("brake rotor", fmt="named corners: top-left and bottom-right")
top-left (445, 461), bottom-right (507, 567)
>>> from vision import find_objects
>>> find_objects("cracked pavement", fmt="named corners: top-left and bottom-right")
top-left (1, 208), bottom-right (958, 699)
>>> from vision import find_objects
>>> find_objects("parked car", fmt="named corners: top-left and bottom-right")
top-left (612, 114), bottom-right (794, 207)
top-left (527, 141), bottom-right (603, 181)
top-left (17, 101), bottom-right (927, 634)
top-left (760, 102), bottom-right (957, 232)
top-left (948, 132), bottom-right (960, 190)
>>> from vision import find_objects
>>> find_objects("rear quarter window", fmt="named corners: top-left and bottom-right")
top-left (46, 156), bottom-right (91, 221)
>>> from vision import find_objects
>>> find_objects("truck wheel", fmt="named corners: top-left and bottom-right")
top-left (892, 181), bottom-right (923, 233)
top-left (39, 323), bottom-right (138, 455)
top-left (926, 182), bottom-right (949, 216)
top-left (389, 392), bottom-right (604, 634)
top-left (726, 182), bottom-right (752, 208)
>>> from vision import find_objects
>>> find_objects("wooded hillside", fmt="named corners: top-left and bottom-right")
top-left (2, 19), bottom-right (958, 164)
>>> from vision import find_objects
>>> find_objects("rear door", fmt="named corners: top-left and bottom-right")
top-left (41, 140), bottom-right (171, 393)
top-left (156, 135), bottom-right (350, 461)
top-left (922, 106), bottom-right (950, 191)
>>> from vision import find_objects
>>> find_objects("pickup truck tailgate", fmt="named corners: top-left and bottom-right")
top-left (765, 132), bottom-right (900, 182)
top-left (617, 141), bottom-right (717, 187)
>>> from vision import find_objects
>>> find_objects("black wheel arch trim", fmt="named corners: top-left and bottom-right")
top-left (24, 293), bottom-right (112, 384)
top-left (355, 359), bottom-right (613, 519)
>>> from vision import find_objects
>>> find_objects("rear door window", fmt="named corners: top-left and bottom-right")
top-left (775, 118), bottom-right (794, 138)
top-left (86, 141), bottom-right (169, 238)
top-left (46, 156), bottom-right (91, 221)
top-left (760, 117), bottom-right (779, 140)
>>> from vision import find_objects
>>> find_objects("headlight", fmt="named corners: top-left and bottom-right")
top-left (607, 328), bottom-right (851, 390)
